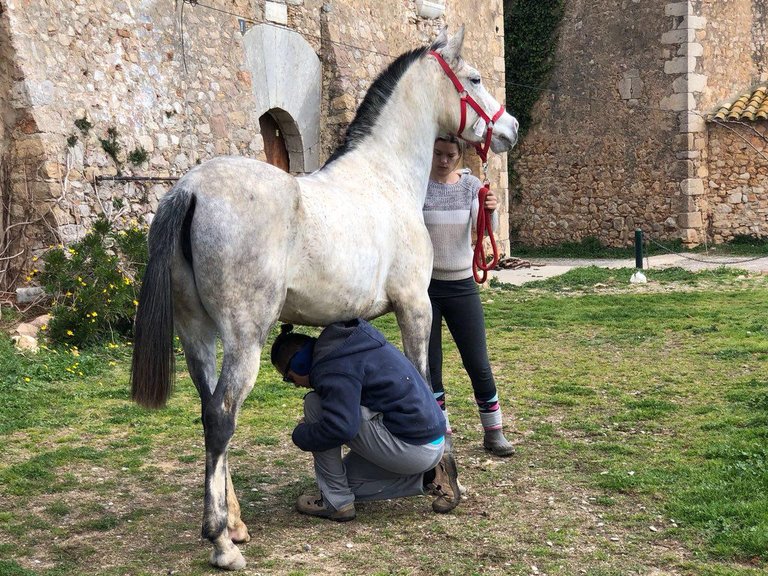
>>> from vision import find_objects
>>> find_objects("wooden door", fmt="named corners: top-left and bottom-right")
top-left (259, 113), bottom-right (289, 171)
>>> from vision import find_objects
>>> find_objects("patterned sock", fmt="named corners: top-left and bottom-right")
top-left (434, 391), bottom-right (451, 434)
top-left (476, 394), bottom-right (502, 431)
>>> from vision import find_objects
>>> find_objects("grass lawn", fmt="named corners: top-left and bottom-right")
top-left (1, 267), bottom-right (767, 575)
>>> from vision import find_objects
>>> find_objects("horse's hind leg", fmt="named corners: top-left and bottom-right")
top-left (201, 342), bottom-right (263, 570)
top-left (173, 267), bottom-right (254, 567)
top-left (177, 328), bottom-right (252, 546)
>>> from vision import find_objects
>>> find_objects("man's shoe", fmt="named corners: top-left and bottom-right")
top-left (296, 494), bottom-right (356, 522)
top-left (483, 428), bottom-right (516, 457)
top-left (426, 452), bottom-right (461, 513)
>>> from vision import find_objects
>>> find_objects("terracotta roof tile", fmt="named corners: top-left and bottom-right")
top-left (712, 86), bottom-right (768, 121)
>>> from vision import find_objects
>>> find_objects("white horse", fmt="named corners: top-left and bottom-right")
top-left (130, 27), bottom-right (518, 570)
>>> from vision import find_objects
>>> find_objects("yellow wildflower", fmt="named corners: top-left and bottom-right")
top-left (66, 329), bottom-right (74, 336)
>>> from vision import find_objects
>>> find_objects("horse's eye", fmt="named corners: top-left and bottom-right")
top-left (470, 76), bottom-right (481, 85)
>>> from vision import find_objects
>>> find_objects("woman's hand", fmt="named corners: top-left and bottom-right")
top-left (484, 189), bottom-right (498, 211)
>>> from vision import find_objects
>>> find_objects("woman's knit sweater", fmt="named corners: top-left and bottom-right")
top-left (423, 172), bottom-right (498, 281)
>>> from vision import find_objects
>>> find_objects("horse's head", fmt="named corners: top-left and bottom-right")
top-left (430, 27), bottom-right (519, 158)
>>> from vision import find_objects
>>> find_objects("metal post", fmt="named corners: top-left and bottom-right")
top-left (630, 228), bottom-right (647, 284)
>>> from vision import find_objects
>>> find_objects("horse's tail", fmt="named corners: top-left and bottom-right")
top-left (130, 185), bottom-right (196, 409)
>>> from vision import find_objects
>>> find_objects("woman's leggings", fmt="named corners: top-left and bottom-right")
top-left (428, 288), bottom-right (497, 406)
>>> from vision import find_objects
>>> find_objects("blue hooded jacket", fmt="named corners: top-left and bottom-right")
top-left (291, 319), bottom-right (446, 453)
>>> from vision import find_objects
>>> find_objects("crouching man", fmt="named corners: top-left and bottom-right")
top-left (270, 318), bottom-right (460, 521)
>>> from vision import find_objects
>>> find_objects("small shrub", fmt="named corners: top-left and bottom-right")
top-left (66, 135), bottom-right (78, 148)
top-left (99, 127), bottom-right (122, 165)
top-left (74, 117), bottom-right (93, 134)
top-left (127, 146), bottom-right (148, 166)
top-left (39, 218), bottom-right (148, 346)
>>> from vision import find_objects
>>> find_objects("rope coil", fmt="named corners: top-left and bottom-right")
top-left (472, 183), bottom-right (499, 283)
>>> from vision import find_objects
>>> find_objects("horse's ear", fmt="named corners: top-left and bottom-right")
top-left (432, 26), bottom-right (448, 50)
top-left (441, 25), bottom-right (465, 65)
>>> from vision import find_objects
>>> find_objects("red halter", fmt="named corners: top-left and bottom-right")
top-left (428, 51), bottom-right (506, 163)
top-left (430, 50), bottom-right (503, 282)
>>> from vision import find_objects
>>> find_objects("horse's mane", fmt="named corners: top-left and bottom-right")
top-left (323, 36), bottom-right (447, 166)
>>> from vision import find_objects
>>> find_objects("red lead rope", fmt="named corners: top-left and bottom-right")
top-left (473, 182), bottom-right (499, 284)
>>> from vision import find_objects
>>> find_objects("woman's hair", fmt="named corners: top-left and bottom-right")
top-left (270, 324), bottom-right (315, 377)
top-left (435, 132), bottom-right (465, 153)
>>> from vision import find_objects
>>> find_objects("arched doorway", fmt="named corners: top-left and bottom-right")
top-left (243, 25), bottom-right (321, 173)
top-left (259, 111), bottom-right (289, 171)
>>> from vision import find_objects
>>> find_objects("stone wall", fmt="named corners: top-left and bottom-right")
top-left (508, 0), bottom-right (768, 248)
top-left (699, 0), bottom-right (766, 113)
top-left (707, 122), bottom-right (768, 241)
top-left (0, 0), bottom-right (509, 289)
top-left (509, 0), bottom-right (679, 247)
top-left (698, 0), bottom-right (768, 244)
top-left (0, 3), bottom-right (12, 158)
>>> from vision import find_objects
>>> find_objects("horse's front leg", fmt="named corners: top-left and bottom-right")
top-left (392, 294), bottom-right (433, 387)
top-left (201, 346), bottom-right (261, 571)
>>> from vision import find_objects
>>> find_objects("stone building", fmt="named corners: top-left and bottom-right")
top-left (509, 0), bottom-right (768, 247)
top-left (0, 0), bottom-right (508, 290)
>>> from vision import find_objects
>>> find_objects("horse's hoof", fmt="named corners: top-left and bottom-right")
top-left (210, 546), bottom-right (246, 571)
top-left (229, 521), bottom-right (251, 543)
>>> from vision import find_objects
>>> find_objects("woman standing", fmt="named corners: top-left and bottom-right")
top-left (423, 134), bottom-right (515, 457)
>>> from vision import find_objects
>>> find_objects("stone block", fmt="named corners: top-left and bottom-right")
top-left (679, 42), bottom-right (703, 57)
top-left (664, 56), bottom-right (695, 74)
top-left (674, 160), bottom-right (696, 178)
top-left (680, 15), bottom-right (706, 30)
top-left (676, 133), bottom-right (695, 149)
top-left (265, 2), bottom-right (288, 25)
top-left (29, 314), bottom-right (51, 328)
top-left (661, 29), bottom-right (694, 45)
top-left (680, 178), bottom-right (704, 195)
top-left (15, 322), bottom-right (39, 337)
top-left (678, 211), bottom-right (703, 228)
top-left (728, 192), bottom-right (744, 203)
top-left (16, 287), bottom-right (46, 304)
top-left (331, 93), bottom-right (355, 111)
top-left (672, 76), bottom-right (688, 93)
top-left (660, 92), bottom-right (694, 111)
top-left (12, 334), bottom-right (39, 354)
top-left (42, 161), bottom-right (63, 179)
top-left (678, 111), bottom-right (706, 133)
top-left (681, 227), bottom-right (700, 245)
top-left (665, 2), bottom-right (690, 17)
top-left (13, 137), bottom-right (46, 158)
top-left (688, 73), bottom-right (707, 93)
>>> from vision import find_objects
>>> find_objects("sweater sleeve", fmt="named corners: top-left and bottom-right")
top-left (469, 176), bottom-right (481, 234)
top-left (291, 372), bottom-right (362, 453)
